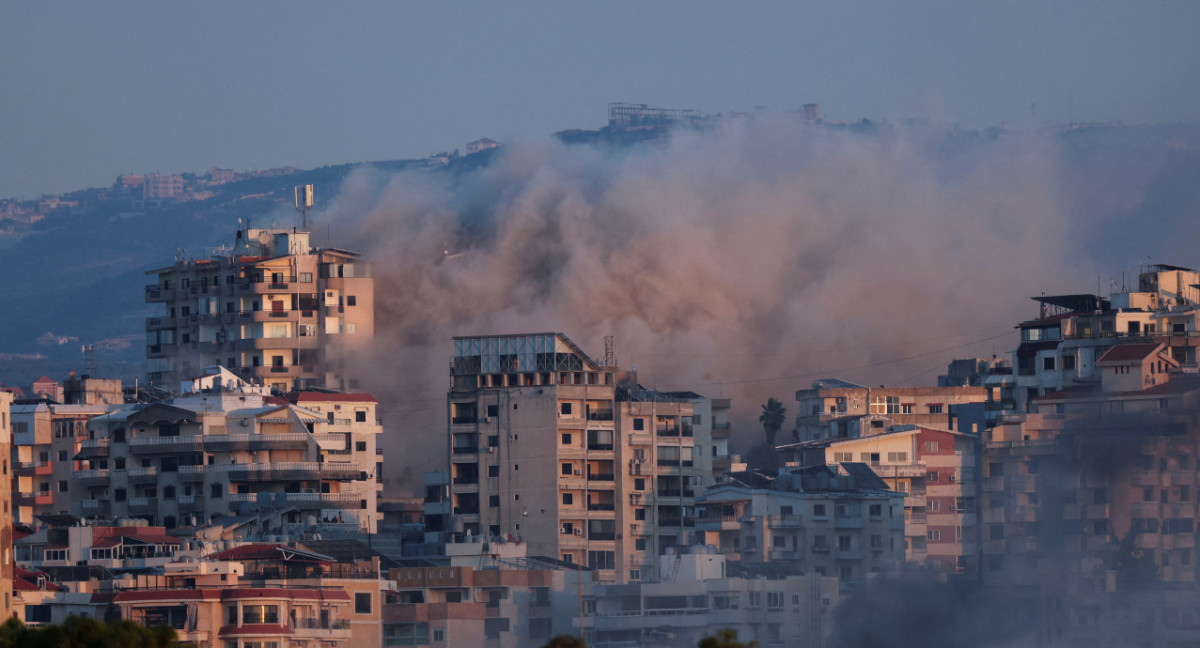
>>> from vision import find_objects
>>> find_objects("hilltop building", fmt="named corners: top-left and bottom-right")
top-left (71, 378), bottom-right (381, 533)
top-left (145, 227), bottom-right (374, 393)
top-left (431, 333), bottom-right (723, 584)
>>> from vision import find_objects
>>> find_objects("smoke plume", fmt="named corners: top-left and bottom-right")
top-left (314, 115), bottom-right (1193, 488)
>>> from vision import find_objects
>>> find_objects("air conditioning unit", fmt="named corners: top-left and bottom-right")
top-left (486, 447), bottom-right (496, 454)
top-left (573, 528), bottom-right (583, 536)
top-left (481, 417), bottom-right (492, 423)
top-left (573, 469), bottom-right (581, 476)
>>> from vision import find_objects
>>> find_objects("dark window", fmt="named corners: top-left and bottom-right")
top-left (355, 593), bottom-right (372, 614)
top-left (633, 418), bottom-right (645, 431)
top-left (562, 463), bottom-right (572, 476)
top-left (562, 493), bottom-right (573, 505)
top-left (356, 441), bottom-right (367, 452)
top-left (561, 433), bottom-right (571, 445)
top-left (114, 488), bottom-right (126, 502)
top-left (488, 465), bottom-right (499, 477)
top-left (489, 495), bottom-right (500, 507)
top-left (355, 411), bottom-right (367, 423)
top-left (1043, 357), bottom-right (1056, 371)
top-left (210, 484), bottom-right (223, 498)
top-left (487, 405), bottom-right (498, 417)
top-left (347, 296), bottom-right (357, 306)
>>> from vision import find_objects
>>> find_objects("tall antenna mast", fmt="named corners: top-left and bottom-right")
top-left (294, 184), bottom-right (314, 230)
top-left (603, 336), bottom-right (615, 368)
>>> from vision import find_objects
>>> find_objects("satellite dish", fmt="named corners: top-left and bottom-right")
top-left (256, 231), bottom-right (273, 246)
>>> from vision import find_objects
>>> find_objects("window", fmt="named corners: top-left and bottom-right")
top-left (869, 504), bottom-right (882, 518)
top-left (383, 622), bottom-right (429, 646)
top-left (838, 535), bottom-right (852, 550)
top-left (927, 471), bottom-right (940, 483)
top-left (1063, 355), bottom-right (1076, 371)
top-left (927, 529), bottom-right (941, 541)
top-left (634, 478), bottom-right (645, 491)
top-left (356, 411), bottom-right (367, 423)
top-left (355, 593), bottom-right (372, 615)
top-left (887, 452), bottom-right (907, 462)
top-left (633, 418), bottom-right (645, 431)
top-left (299, 272), bottom-right (313, 283)
top-left (635, 508), bottom-right (646, 521)
top-left (924, 441), bottom-right (939, 452)
top-left (927, 404), bottom-right (943, 414)
top-left (488, 465), bottom-right (499, 477)
top-left (210, 484), bottom-right (223, 498)
top-left (347, 295), bottom-right (357, 306)
top-left (489, 495), bottom-right (500, 507)
top-left (870, 534), bottom-right (882, 549)
top-left (58, 450), bottom-right (67, 462)
top-left (114, 488), bottom-right (126, 502)
top-left (833, 452), bottom-right (853, 463)
top-left (163, 486), bottom-right (176, 500)
top-left (560, 402), bottom-right (573, 416)
top-left (562, 463), bottom-right (573, 476)
top-left (58, 480), bottom-right (68, 492)
top-left (635, 539), bottom-right (646, 551)
top-left (242, 605), bottom-right (280, 624)
top-left (561, 433), bottom-right (571, 445)
top-left (1043, 357), bottom-right (1056, 371)
top-left (813, 504), bottom-right (827, 518)
top-left (562, 493), bottom-right (573, 506)
top-left (356, 441), bottom-right (367, 452)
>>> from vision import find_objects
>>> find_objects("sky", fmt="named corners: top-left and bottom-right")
top-left (2, 1), bottom-right (1199, 199)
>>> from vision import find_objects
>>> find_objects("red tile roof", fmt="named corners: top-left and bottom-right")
top-left (1097, 343), bottom-right (1162, 364)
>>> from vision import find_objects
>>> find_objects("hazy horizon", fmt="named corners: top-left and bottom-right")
top-left (3, 0), bottom-right (1199, 200)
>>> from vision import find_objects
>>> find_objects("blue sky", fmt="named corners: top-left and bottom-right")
top-left (2, 0), bottom-right (1198, 199)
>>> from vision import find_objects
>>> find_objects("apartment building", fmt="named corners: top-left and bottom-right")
top-left (11, 400), bottom-right (114, 525)
top-left (71, 382), bottom-right (380, 533)
top-left (696, 466), bottom-right (905, 583)
top-left (0, 391), bottom-right (13, 619)
top-left (384, 554), bottom-right (581, 647)
top-left (580, 549), bottom-right (839, 648)
top-left (438, 333), bottom-right (717, 584)
top-left (785, 426), bottom-right (980, 574)
top-left (1010, 264), bottom-right (1200, 413)
top-left (981, 341), bottom-right (1200, 645)
top-left (145, 227), bottom-right (374, 392)
top-left (792, 378), bottom-right (987, 442)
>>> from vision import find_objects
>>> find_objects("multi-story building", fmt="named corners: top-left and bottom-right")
top-left (11, 378), bottom-right (121, 526)
top-left (438, 333), bottom-right (719, 584)
top-left (981, 340), bottom-right (1200, 645)
top-left (71, 380), bottom-right (380, 533)
top-left (579, 549), bottom-right (840, 648)
top-left (145, 227), bottom-right (374, 392)
top-left (1010, 264), bottom-right (1200, 413)
top-left (696, 465), bottom-right (905, 583)
top-left (384, 546), bottom-right (581, 648)
top-left (792, 378), bottom-right (987, 442)
top-left (0, 390), bottom-right (14, 618)
top-left (784, 425), bottom-right (980, 574)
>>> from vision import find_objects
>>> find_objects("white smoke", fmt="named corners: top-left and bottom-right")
top-left (320, 115), bottom-right (1099, 488)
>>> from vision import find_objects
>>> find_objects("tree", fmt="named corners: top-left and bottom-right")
top-left (698, 628), bottom-right (758, 648)
top-left (759, 397), bottom-right (787, 448)
top-left (0, 616), bottom-right (182, 648)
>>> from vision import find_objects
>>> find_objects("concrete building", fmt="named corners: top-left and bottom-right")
top-left (71, 382), bottom-right (381, 533)
top-left (1010, 264), bottom-right (1200, 413)
top-left (145, 227), bottom-right (374, 393)
top-left (792, 378), bottom-right (987, 442)
top-left (579, 550), bottom-right (839, 648)
top-left (11, 399), bottom-right (116, 526)
top-left (782, 425), bottom-right (981, 574)
top-left (436, 333), bottom-right (720, 584)
top-left (696, 465), bottom-right (905, 584)
top-left (384, 548), bottom-right (583, 648)
top-left (0, 391), bottom-right (14, 618)
top-left (980, 340), bottom-right (1200, 645)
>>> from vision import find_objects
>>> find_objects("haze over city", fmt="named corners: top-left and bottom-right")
top-left (2, 2), bottom-right (1200, 647)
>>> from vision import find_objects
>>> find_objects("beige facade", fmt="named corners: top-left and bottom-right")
top-left (793, 379), bottom-right (987, 442)
top-left (145, 227), bottom-right (374, 393)
top-left (72, 389), bottom-right (380, 533)
top-left (11, 402), bottom-right (113, 525)
top-left (0, 391), bottom-right (13, 618)
top-left (440, 333), bottom-right (717, 584)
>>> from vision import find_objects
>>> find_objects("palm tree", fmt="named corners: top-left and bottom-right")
top-left (759, 397), bottom-right (787, 448)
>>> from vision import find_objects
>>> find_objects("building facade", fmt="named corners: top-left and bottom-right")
top-left (72, 387), bottom-right (380, 533)
top-left (145, 227), bottom-right (374, 392)
top-left (792, 379), bottom-right (987, 442)
top-left (437, 333), bottom-right (719, 584)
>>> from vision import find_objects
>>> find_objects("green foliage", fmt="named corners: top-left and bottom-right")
top-left (698, 628), bottom-right (758, 648)
top-left (759, 397), bottom-right (788, 448)
top-left (0, 616), bottom-right (182, 648)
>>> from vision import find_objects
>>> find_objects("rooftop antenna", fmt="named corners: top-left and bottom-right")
top-left (603, 336), bottom-right (615, 368)
top-left (295, 184), bottom-right (314, 231)
top-left (82, 344), bottom-right (97, 376)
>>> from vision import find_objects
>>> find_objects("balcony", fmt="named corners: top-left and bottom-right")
top-left (128, 467), bottom-right (159, 483)
top-left (146, 343), bottom-right (176, 358)
top-left (587, 409), bottom-right (615, 422)
top-left (81, 499), bottom-right (111, 515)
top-left (178, 495), bottom-right (204, 512)
top-left (145, 285), bottom-right (175, 302)
top-left (587, 502), bottom-right (616, 512)
top-left (127, 497), bottom-right (156, 515)
top-left (587, 473), bottom-right (615, 482)
top-left (228, 492), bottom-right (364, 509)
top-left (129, 436), bottom-right (205, 453)
top-left (711, 422), bottom-right (732, 438)
top-left (188, 462), bottom-right (363, 482)
top-left (145, 316), bottom-right (176, 331)
top-left (696, 515), bottom-right (741, 532)
top-left (77, 469), bottom-right (110, 485)
top-left (15, 460), bottom-right (52, 476)
top-left (203, 434), bottom-right (311, 452)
